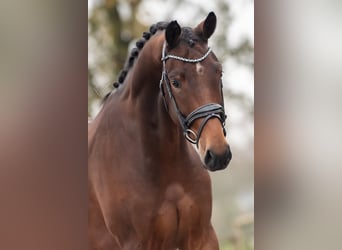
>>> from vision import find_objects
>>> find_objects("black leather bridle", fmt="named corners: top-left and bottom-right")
top-left (159, 42), bottom-right (227, 146)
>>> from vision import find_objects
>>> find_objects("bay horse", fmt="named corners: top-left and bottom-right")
top-left (88, 12), bottom-right (232, 250)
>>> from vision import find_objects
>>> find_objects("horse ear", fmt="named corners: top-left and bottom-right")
top-left (165, 20), bottom-right (181, 48)
top-left (195, 12), bottom-right (217, 41)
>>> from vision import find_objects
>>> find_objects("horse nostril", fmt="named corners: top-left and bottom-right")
top-left (204, 146), bottom-right (232, 171)
top-left (225, 146), bottom-right (232, 165)
top-left (204, 150), bottom-right (215, 166)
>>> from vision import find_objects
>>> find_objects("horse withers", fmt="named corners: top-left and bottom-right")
top-left (88, 12), bottom-right (232, 250)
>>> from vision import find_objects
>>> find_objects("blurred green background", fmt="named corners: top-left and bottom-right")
top-left (88, 0), bottom-right (254, 249)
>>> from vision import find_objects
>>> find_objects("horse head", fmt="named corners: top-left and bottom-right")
top-left (160, 12), bottom-right (232, 171)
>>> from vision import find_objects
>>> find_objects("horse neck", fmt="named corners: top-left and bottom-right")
top-left (126, 34), bottom-right (164, 109)
top-left (123, 34), bottom-right (185, 154)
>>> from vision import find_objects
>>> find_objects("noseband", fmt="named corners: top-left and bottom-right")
top-left (159, 42), bottom-right (227, 146)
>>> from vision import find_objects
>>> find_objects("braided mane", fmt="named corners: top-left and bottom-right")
top-left (102, 22), bottom-right (169, 102)
top-left (103, 21), bottom-right (203, 102)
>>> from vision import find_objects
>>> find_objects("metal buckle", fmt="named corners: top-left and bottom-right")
top-left (185, 129), bottom-right (198, 144)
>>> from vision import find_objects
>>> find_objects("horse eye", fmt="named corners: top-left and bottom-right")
top-left (172, 79), bottom-right (181, 88)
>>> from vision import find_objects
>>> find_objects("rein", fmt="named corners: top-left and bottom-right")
top-left (159, 41), bottom-right (227, 146)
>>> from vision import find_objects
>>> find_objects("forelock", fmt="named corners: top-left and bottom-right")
top-left (180, 27), bottom-right (202, 47)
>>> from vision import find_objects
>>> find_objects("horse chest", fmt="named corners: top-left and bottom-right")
top-left (152, 183), bottom-right (209, 243)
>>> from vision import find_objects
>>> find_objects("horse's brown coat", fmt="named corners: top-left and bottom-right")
top-left (89, 13), bottom-right (230, 250)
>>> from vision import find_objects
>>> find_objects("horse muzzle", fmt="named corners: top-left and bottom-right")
top-left (204, 145), bottom-right (232, 171)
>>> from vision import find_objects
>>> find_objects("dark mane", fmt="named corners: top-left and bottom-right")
top-left (103, 23), bottom-right (201, 102)
top-left (102, 22), bottom-right (169, 102)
